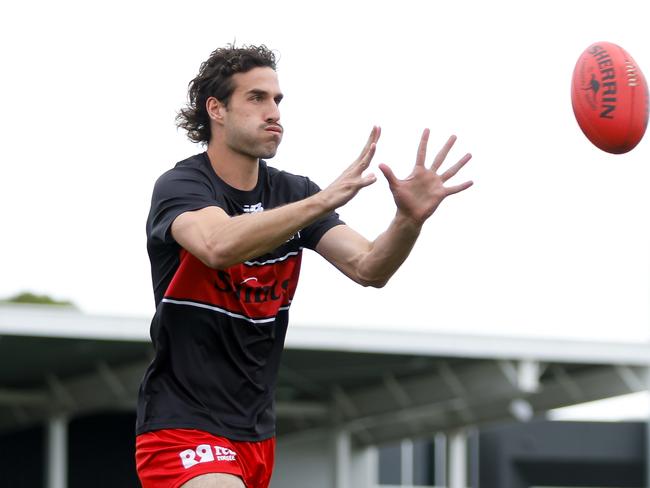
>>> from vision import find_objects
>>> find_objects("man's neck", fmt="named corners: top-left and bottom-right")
top-left (206, 142), bottom-right (259, 191)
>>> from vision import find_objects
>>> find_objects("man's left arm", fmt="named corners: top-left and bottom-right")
top-left (316, 129), bottom-right (473, 287)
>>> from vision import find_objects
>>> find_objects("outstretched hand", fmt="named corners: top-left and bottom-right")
top-left (321, 126), bottom-right (381, 210)
top-left (378, 129), bottom-right (473, 226)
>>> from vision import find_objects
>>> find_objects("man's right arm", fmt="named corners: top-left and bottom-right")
top-left (171, 127), bottom-right (380, 269)
top-left (171, 196), bottom-right (329, 269)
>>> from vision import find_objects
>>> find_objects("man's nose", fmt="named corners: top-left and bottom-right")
top-left (266, 101), bottom-right (280, 122)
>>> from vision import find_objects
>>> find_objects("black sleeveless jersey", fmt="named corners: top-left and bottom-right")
top-left (136, 153), bottom-right (343, 441)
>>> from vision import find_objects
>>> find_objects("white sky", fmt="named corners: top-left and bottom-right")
top-left (1, 0), bottom-right (649, 348)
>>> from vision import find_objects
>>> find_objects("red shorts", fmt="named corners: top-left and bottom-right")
top-left (136, 429), bottom-right (275, 488)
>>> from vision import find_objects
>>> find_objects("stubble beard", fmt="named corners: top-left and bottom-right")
top-left (227, 126), bottom-right (280, 160)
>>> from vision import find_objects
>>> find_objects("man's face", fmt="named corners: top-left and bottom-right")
top-left (222, 67), bottom-right (284, 159)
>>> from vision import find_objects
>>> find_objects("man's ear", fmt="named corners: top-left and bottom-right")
top-left (206, 97), bottom-right (226, 124)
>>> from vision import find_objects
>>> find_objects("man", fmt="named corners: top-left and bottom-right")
top-left (135, 44), bottom-right (472, 488)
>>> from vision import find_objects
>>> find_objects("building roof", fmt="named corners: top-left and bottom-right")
top-left (2, 302), bottom-right (649, 444)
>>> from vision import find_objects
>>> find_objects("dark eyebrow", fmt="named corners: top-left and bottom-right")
top-left (247, 89), bottom-right (283, 103)
top-left (247, 89), bottom-right (267, 97)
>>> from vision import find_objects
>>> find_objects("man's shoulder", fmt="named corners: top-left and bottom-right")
top-left (150, 153), bottom-right (215, 200)
top-left (263, 163), bottom-right (314, 203)
top-left (170, 152), bottom-right (208, 174)
top-left (263, 161), bottom-right (310, 186)
top-left (156, 153), bottom-right (209, 183)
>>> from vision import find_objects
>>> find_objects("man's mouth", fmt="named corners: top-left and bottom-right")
top-left (264, 125), bottom-right (283, 134)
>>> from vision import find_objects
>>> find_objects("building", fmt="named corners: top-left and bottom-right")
top-left (2, 302), bottom-right (649, 487)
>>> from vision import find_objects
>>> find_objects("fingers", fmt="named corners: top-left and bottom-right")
top-left (358, 126), bottom-right (381, 160)
top-left (415, 128), bottom-right (430, 167)
top-left (378, 163), bottom-right (398, 187)
top-left (441, 153), bottom-right (472, 182)
top-left (445, 180), bottom-right (474, 196)
top-left (357, 143), bottom-right (377, 172)
top-left (431, 135), bottom-right (457, 173)
top-left (360, 172), bottom-right (377, 188)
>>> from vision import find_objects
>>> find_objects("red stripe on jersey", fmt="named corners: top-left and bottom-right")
top-left (164, 250), bottom-right (302, 320)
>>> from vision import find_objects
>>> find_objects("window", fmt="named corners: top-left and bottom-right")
top-left (378, 441), bottom-right (402, 485)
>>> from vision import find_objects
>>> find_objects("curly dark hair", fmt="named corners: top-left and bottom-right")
top-left (176, 44), bottom-right (278, 145)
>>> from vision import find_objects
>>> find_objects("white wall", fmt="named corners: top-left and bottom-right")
top-left (272, 428), bottom-right (377, 488)
top-left (351, 445), bottom-right (378, 488)
top-left (272, 430), bottom-right (335, 488)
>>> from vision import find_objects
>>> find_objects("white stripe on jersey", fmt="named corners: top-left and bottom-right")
top-left (244, 249), bottom-right (302, 266)
top-left (162, 298), bottom-right (291, 324)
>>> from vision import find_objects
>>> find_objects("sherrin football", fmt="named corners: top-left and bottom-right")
top-left (571, 41), bottom-right (649, 154)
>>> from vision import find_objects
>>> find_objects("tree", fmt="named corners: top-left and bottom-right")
top-left (2, 291), bottom-right (76, 307)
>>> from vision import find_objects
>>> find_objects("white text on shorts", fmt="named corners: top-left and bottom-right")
top-left (179, 444), bottom-right (237, 469)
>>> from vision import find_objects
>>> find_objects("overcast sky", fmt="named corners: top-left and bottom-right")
top-left (2, 0), bottom-right (649, 345)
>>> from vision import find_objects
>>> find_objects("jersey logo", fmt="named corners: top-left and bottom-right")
top-left (243, 202), bottom-right (264, 213)
top-left (179, 444), bottom-right (237, 469)
top-left (164, 250), bottom-right (302, 323)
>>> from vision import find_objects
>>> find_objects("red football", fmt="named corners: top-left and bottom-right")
top-left (571, 41), bottom-right (649, 154)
